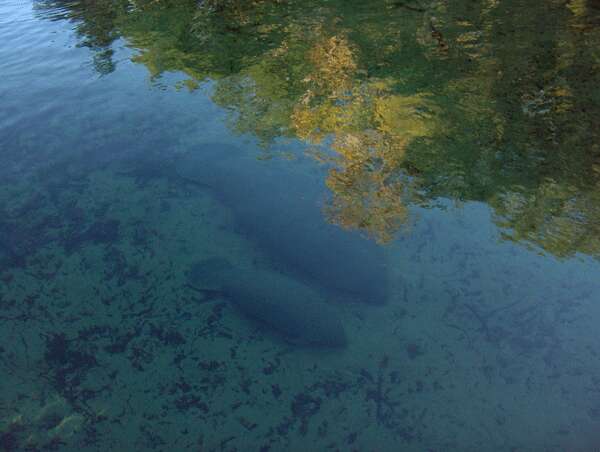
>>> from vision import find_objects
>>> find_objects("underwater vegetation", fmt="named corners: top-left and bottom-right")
top-left (0, 394), bottom-right (84, 451)
top-left (187, 258), bottom-right (347, 347)
top-left (175, 142), bottom-right (389, 306)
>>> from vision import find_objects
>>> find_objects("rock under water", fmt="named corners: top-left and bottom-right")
top-left (176, 143), bottom-right (388, 305)
top-left (188, 259), bottom-right (347, 348)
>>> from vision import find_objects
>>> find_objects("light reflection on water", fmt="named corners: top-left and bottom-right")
top-left (1, 0), bottom-right (599, 450)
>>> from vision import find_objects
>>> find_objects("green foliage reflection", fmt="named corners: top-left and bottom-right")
top-left (37, 0), bottom-right (600, 256)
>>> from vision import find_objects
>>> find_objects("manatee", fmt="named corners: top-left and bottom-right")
top-left (188, 258), bottom-right (347, 348)
top-left (176, 143), bottom-right (388, 305)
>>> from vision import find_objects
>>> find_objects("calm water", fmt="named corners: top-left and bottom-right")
top-left (1, 0), bottom-right (600, 450)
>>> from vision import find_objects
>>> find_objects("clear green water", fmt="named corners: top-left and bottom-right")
top-left (1, 0), bottom-right (600, 450)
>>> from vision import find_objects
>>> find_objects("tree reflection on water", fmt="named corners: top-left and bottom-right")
top-left (36, 0), bottom-right (600, 256)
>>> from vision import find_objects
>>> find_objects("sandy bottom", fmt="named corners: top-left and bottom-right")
top-left (1, 165), bottom-right (599, 452)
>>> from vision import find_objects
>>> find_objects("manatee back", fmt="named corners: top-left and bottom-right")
top-left (223, 267), bottom-right (347, 347)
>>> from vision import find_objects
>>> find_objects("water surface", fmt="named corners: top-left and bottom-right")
top-left (1, 0), bottom-right (600, 450)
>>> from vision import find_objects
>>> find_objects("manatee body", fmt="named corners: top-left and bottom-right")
top-left (176, 143), bottom-right (388, 305)
top-left (188, 259), bottom-right (347, 347)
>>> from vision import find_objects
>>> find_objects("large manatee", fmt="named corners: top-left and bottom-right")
top-left (176, 143), bottom-right (388, 305)
top-left (188, 259), bottom-right (347, 347)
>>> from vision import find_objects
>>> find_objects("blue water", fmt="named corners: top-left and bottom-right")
top-left (1, 1), bottom-right (600, 451)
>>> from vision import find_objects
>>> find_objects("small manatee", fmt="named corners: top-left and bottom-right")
top-left (188, 259), bottom-right (346, 348)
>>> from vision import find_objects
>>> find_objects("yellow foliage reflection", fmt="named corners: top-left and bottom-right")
top-left (293, 33), bottom-right (437, 242)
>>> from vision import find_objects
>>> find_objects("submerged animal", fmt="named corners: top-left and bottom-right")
top-left (187, 258), bottom-right (347, 348)
top-left (175, 143), bottom-right (388, 305)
